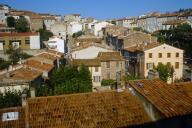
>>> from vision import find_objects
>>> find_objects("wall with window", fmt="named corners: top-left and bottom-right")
top-left (88, 66), bottom-right (101, 88)
top-left (144, 44), bottom-right (183, 83)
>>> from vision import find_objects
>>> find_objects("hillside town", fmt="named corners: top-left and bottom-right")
top-left (0, 3), bottom-right (192, 128)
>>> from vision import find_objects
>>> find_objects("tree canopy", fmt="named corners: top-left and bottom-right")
top-left (37, 29), bottom-right (53, 48)
top-left (157, 63), bottom-right (174, 82)
top-left (50, 65), bottom-right (92, 95)
top-left (6, 16), bottom-right (16, 28)
top-left (153, 23), bottom-right (192, 58)
top-left (72, 31), bottom-right (84, 38)
top-left (15, 16), bottom-right (30, 32)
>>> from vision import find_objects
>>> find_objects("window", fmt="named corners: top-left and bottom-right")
top-left (158, 53), bottom-right (162, 58)
top-left (93, 76), bottom-right (101, 82)
top-left (25, 40), bottom-right (30, 44)
top-left (116, 61), bottom-right (119, 68)
top-left (106, 61), bottom-right (110, 68)
top-left (107, 73), bottom-right (110, 79)
top-left (167, 62), bottom-right (171, 67)
top-left (176, 53), bottom-right (179, 57)
top-left (149, 53), bottom-right (152, 58)
top-left (146, 63), bottom-right (153, 70)
top-left (175, 62), bottom-right (179, 69)
top-left (95, 67), bottom-right (98, 72)
top-left (167, 53), bottom-right (171, 58)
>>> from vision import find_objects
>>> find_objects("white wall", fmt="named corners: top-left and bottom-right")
top-left (93, 21), bottom-right (113, 36)
top-left (72, 46), bottom-right (110, 59)
top-left (0, 85), bottom-right (29, 93)
top-left (44, 19), bottom-right (56, 30)
top-left (50, 23), bottom-right (67, 38)
top-left (67, 22), bottom-right (83, 35)
top-left (30, 35), bottom-right (40, 49)
top-left (48, 37), bottom-right (65, 53)
top-left (89, 67), bottom-right (101, 87)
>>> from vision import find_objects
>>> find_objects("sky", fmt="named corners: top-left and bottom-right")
top-left (1, 0), bottom-right (192, 19)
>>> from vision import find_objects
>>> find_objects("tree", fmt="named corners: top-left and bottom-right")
top-left (153, 23), bottom-right (192, 58)
top-left (6, 45), bottom-right (21, 64)
top-left (51, 65), bottom-right (92, 95)
top-left (6, 16), bottom-right (16, 28)
top-left (157, 63), bottom-right (174, 82)
top-left (37, 29), bottom-right (53, 48)
top-left (0, 88), bottom-right (29, 109)
top-left (15, 16), bottom-right (30, 32)
top-left (101, 79), bottom-right (116, 86)
top-left (72, 31), bottom-right (84, 38)
top-left (0, 58), bottom-right (11, 70)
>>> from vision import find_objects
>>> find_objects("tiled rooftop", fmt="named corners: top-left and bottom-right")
top-left (124, 42), bottom-right (161, 52)
top-left (0, 32), bottom-right (38, 37)
top-left (72, 59), bottom-right (101, 67)
top-left (128, 79), bottom-right (192, 118)
top-left (25, 60), bottom-right (54, 72)
top-left (98, 52), bottom-right (124, 61)
top-left (26, 91), bottom-right (151, 128)
top-left (162, 19), bottom-right (187, 25)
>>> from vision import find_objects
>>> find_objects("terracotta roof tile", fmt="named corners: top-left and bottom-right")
top-left (162, 19), bottom-right (187, 25)
top-left (128, 79), bottom-right (192, 118)
top-left (72, 59), bottom-right (101, 67)
top-left (27, 91), bottom-right (151, 127)
top-left (0, 32), bottom-right (39, 37)
top-left (8, 68), bottom-right (42, 82)
top-left (98, 52), bottom-right (124, 61)
top-left (25, 60), bottom-right (54, 72)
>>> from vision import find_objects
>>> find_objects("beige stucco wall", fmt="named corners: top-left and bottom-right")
top-left (144, 44), bottom-right (183, 83)
top-left (101, 60), bottom-right (125, 81)
top-left (89, 66), bottom-right (101, 88)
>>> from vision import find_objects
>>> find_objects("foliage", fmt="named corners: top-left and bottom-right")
top-left (15, 16), bottom-right (30, 32)
top-left (72, 31), bottom-right (84, 38)
top-left (154, 23), bottom-right (192, 58)
top-left (51, 65), bottom-right (92, 95)
top-left (6, 45), bottom-right (21, 64)
top-left (133, 27), bottom-right (149, 33)
top-left (111, 20), bottom-right (116, 25)
top-left (0, 58), bottom-right (11, 70)
top-left (35, 84), bottom-right (53, 97)
top-left (37, 29), bottom-right (53, 48)
top-left (156, 63), bottom-right (174, 82)
top-left (6, 16), bottom-right (16, 28)
top-left (0, 88), bottom-right (29, 109)
top-left (101, 79), bottom-right (116, 86)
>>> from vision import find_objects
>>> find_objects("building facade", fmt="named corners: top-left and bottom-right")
top-left (0, 32), bottom-right (40, 51)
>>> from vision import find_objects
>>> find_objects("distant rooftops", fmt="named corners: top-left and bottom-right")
top-left (0, 32), bottom-right (39, 37)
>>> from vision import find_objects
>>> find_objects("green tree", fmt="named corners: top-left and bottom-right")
top-left (72, 31), bottom-right (84, 38)
top-left (0, 88), bottom-right (29, 109)
top-left (51, 65), bottom-right (92, 95)
top-left (101, 79), bottom-right (116, 86)
top-left (15, 16), bottom-right (30, 32)
top-left (6, 16), bottom-right (16, 28)
top-left (6, 45), bottom-right (21, 64)
top-left (37, 29), bottom-right (53, 48)
top-left (153, 23), bottom-right (192, 58)
top-left (157, 63), bottom-right (174, 82)
top-left (0, 58), bottom-right (11, 70)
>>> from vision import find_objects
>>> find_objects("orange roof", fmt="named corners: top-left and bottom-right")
top-left (128, 79), bottom-right (192, 118)
top-left (26, 91), bottom-right (151, 127)
top-left (36, 53), bottom-right (57, 61)
top-left (98, 52), bottom-right (124, 61)
top-left (0, 32), bottom-right (38, 37)
top-left (25, 60), bottom-right (54, 72)
top-left (124, 42), bottom-right (161, 52)
top-left (10, 68), bottom-right (42, 81)
top-left (72, 59), bottom-right (101, 67)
